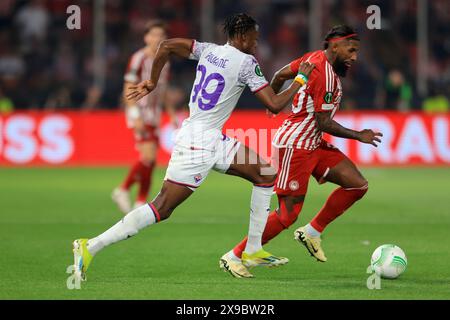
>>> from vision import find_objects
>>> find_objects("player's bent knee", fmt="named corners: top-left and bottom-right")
top-left (358, 183), bottom-right (369, 199)
top-left (346, 183), bottom-right (369, 200)
top-left (357, 176), bottom-right (368, 188)
top-left (335, 167), bottom-right (368, 189)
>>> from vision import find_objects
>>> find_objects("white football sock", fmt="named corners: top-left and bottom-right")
top-left (244, 185), bottom-right (273, 254)
top-left (305, 223), bottom-right (321, 237)
top-left (87, 204), bottom-right (157, 256)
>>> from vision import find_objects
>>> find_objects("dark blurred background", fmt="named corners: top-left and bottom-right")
top-left (0, 0), bottom-right (448, 112)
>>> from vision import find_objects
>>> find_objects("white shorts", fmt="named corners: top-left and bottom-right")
top-left (164, 134), bottom-right (241, 191)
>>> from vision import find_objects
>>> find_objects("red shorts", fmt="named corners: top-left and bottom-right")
top-left (274, 140), bottom-right (348, 196)
top-left (134, 125), bottom-right (159, 144)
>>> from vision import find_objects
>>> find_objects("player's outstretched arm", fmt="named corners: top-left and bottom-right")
top-left (256, 62), bottom-right (315, 114)
top-left (315, 112), bottom-right (383, 147)
top-left (270, 64), bottom-right (297, 94)
top-left (126, 38), bottom-right (193, 101)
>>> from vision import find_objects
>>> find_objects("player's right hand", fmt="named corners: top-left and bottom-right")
top-left (126, 80), bottom-right (155, 101)
top-left (358, 129), bottom-right (383, 147)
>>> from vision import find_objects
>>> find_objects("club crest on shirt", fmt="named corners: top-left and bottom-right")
top-left (194, 174), bottom-right (203, 183)
top-left (289, 180), bottom-right (299, 191)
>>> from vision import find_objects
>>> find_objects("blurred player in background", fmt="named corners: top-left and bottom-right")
top-left (112, 20), bottom-right (178, 213)
top-left (73, 13), bottom-right (315, 280)
top-left (229, 25), bottom-right (383, 264)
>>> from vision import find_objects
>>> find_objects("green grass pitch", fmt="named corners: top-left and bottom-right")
top-left (0, 166), bottom-right (449, 299)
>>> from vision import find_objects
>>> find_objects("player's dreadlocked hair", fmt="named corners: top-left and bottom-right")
top-left (323, 25), bottom-right (360, 49)
top-left (223, 13), bottom-right (257, 39)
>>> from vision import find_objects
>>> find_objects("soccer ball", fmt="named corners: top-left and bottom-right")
top-left (370, 244), bottom-right (407, 279)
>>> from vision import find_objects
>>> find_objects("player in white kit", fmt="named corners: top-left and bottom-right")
top-left (72, 13), bottom-right (314, 280)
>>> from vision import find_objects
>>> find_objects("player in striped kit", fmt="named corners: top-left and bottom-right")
top-left (230, 25), bottom-right (383, 264)
top-left (112, 20), bottom-right (178, 213)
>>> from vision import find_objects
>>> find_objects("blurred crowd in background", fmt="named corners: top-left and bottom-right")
top-left (0, 0), bottom-right (449, 113)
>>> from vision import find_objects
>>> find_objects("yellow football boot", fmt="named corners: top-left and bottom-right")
top-left (72, 238), bottom-right (94, 281)
top-left (294, 226), bottom-right (327, 262)
top-left (241, 249), bottom-right (289, 268)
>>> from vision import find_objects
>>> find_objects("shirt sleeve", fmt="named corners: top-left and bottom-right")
top-left (289, 58), bottom-right (302, 73)
top-left (238, 55), bottom-right (269, 93)
top-left (309, 67), bottom-right (336, 112)
top-left (189, 40), bottom-right (216, 61)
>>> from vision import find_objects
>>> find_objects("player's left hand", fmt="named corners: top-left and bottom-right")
top-left (358, 129), bottom-right (383, 147)
top-left (126, 80), bottom-right (155, 101)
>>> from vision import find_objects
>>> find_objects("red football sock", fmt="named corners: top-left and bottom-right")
top-left (121, 161), bottom-right (145, 190)
top-left (233, 197), bottom-right (304, 258)
top-left (310, 185), bottom-right (368, 232)
top-left (136, 161), bottom-right (155, 202)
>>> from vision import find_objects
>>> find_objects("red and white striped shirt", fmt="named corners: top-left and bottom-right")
top-left (273, 50), bottom-right (342, 150)
top-left (124, 48), bottom-right (170, 127)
